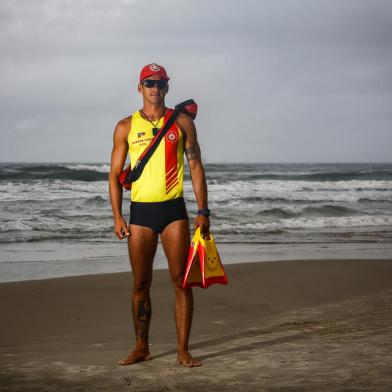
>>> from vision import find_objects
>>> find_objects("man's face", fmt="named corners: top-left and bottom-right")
top-left (138, 75), bottom-right (169, 105)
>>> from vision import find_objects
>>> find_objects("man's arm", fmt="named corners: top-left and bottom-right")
top-left (108, 117), bottom-right (131, 240)
top-left (177, 113), bottom-right (210, 237)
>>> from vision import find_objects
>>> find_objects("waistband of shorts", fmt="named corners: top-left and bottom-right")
top-left (130, 197), bottom-right (185, 208)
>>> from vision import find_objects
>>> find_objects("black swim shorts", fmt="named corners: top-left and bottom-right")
top-left (129, 197), bottom-right (189, 233)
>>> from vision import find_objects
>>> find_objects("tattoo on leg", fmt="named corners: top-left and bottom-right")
top-left (186, 145), bottom-right (198, 161)
top-left (134, 297), bottom-right (151, 342)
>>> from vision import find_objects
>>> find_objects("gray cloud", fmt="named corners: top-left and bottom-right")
top-left (1, 0), bottom-right (391, 162)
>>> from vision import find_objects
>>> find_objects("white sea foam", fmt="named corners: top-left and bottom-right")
top-left (0, 214), bottom-right (112, 235)
top-left (64, 164), bottom-right (110, 173)
top-left (0, 180), bottom-right (110, 202)
top-left (0, 220), bottom-right (33, 232)
top-left (216, 215), bottom-right (392, 232)
top-left (200, 180), bottom-right (392, 204)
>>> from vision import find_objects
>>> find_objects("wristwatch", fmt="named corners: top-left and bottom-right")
top-left (197, 208), bottom-right (211, 217)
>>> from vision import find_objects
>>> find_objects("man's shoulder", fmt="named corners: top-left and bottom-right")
top-left (113, 115), bottom-right (132, 141)
top-left (176, 112), bottom-right (196, 136)
top-left (176, 111), bottom-right (194, 123)
top-left (117, 115), bottom-right (132, 128)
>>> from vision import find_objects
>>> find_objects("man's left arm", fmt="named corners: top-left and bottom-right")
top-left (177, 113), bottom-right (210, 237)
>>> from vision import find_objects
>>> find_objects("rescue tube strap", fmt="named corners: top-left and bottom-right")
top-left (119, 99), bottom-right (197, 188)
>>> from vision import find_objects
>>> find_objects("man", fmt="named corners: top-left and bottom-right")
top-left (108, 63), bottom-right (210, 368)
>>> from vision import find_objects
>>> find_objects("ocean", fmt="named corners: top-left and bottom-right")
top-left (1, 162), bottom-right (391, 282)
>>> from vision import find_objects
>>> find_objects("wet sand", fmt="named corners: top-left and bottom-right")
top-left (1, 259), bottom-right (392, 391)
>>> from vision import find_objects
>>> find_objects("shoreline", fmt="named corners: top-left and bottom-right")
top-left (1, 259), bottom-right (392, 391)
top-left (1, 240), bottom-right (392, 284)
top-left (1, 257), bottom-right (392, 286)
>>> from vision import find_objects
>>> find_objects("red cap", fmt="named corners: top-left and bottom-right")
top-left (139, 63), bottom-right (170, 82)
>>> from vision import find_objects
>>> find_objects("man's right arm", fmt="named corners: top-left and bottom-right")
top-left (109, 118), bottom-right (131, 240)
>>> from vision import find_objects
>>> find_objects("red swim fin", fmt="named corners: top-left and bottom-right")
top-left (183, 229), bottom-right (203, 288)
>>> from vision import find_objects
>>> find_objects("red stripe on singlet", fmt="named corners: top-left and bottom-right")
top-left (166, 180), bottom-right (179, 193)
top-left (165, 125), bottom-right (179, 194)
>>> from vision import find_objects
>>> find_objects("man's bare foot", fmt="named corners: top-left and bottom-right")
top-left (117, 349), bottom-right (152, 366)
top-left (177, 351), bottom-right (202, 368)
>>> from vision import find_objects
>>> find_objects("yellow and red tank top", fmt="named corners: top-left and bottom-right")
top-left (128, 109), bottom-right (184, 202)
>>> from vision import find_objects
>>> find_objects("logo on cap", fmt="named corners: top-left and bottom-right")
top-left (150, 63), bottom-right (161, 72)
top-left (166, 131), bottom-right (177, 144)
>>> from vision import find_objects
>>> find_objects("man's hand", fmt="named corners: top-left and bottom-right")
top-left (114, 216), bottom-right (130, 240)
top-left (195, 215), bottom-right (210, 239)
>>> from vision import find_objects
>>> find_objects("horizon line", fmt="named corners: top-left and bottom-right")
top-left (1, 161), bottom-right (392, 165)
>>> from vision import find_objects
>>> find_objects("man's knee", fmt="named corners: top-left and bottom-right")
top-left (171, 274), bottom-right (185, 291)
top-left (133, 278), bottom-right (151, 295)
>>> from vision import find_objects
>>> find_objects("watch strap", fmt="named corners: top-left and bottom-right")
top-left (197, 208), bottom-right (211, 217)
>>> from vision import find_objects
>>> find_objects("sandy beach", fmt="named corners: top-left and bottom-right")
top-left (1, 259), bottom-right (392, 391)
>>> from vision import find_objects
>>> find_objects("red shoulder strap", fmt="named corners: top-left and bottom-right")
top-left (136, 108), bottom-right (173, 163)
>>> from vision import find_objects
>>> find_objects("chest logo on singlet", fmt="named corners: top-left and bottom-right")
top-left (166, 131), bottom-right (178, 144)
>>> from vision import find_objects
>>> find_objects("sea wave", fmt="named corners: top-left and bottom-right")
top-left (203, 180), bottom-right (392, 204)
top-left (256, 205), bottom-right (360, 219)
top-left (209, 171), bottom-right (392, 182)
top-left (1, 162), bottom-right (392, 182)
top-left (206, 163), bottom-right (392, 182)
top-left (215, 215), bottom-right (392, 232)
top-left (1, 162), bottom-right (392, 245)
top-left (0, 180), bottom-right (109, 202)
top-left (0, 163), bottom-right (109, 182)
top-left (64, 164), bottom-right (110, 173)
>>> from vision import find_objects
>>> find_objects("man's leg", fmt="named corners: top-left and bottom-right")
top-left (160, 220), bottom-right (201, 367)
top-left (117, 224), bottom-right (158, 366)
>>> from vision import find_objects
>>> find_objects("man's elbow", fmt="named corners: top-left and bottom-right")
top-left (109, 170), bottom-right (121, 185)
top-left (189, 157), bottom-right (204, 171)
top-left (189, 160), bottom-right (206, 178)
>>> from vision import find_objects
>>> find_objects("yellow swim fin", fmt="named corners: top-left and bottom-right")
top-left (183, 228), bottom-right (228, 289)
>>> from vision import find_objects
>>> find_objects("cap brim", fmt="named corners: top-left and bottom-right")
top-left (140, 74), bottom-right (170, 82)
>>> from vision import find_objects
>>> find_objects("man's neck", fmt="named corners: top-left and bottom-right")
top-left (141, 103), bottom-right (166, 121)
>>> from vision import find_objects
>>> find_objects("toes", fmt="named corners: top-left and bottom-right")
top-left (188, 360), bottom-right (202, 367)
top-left (117, 353), bottom-right (152, 366)
top-left (177, 357), bottom-right (202, 367)
top-left (117, 359), bottom-right (131, 366)
top-left (117, 357), bottom-right (136, 366)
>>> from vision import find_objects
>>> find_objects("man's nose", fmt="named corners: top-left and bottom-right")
top-left (151, 85), bottom-right (161, 94)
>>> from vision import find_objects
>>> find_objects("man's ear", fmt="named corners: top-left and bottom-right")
top-left (137, 84), bottom-right (142, 94)
top-left (165, 84), bottom-right (169, 94)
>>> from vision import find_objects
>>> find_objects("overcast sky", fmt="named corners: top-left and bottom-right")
top-left (1, 0), bottom-right (391, 163)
